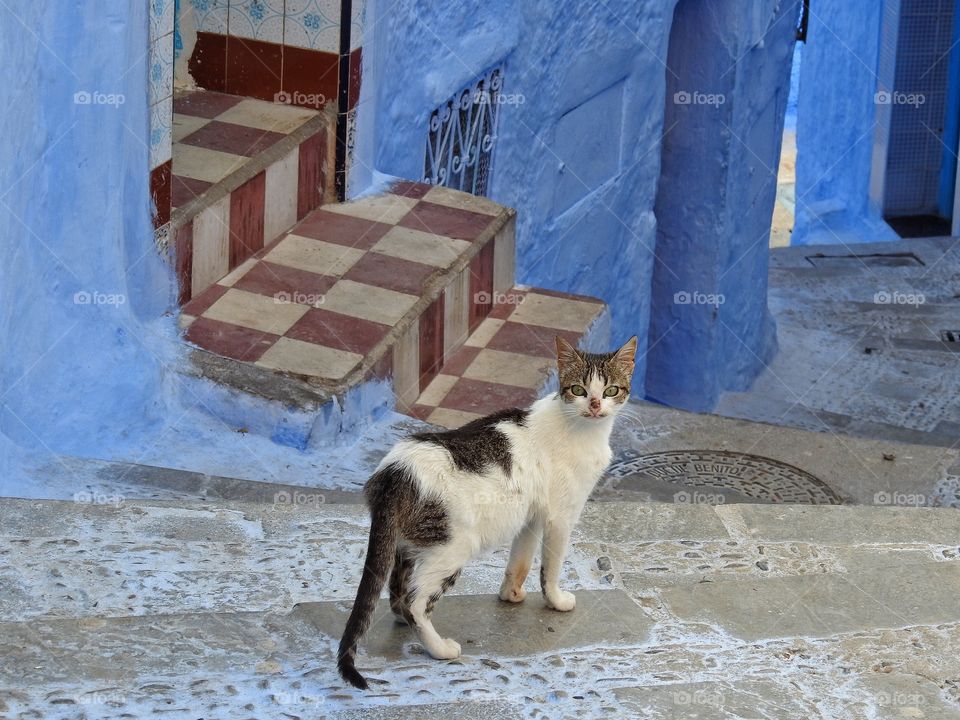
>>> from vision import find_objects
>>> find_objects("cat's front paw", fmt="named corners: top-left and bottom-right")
top-left (545, 589), bottom-right (576, 612)
top-left (498, 580), bottom-right (527, 603)
top-left (427, 637), bottom-right (461, 660)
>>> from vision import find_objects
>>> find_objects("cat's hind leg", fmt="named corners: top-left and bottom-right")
top-left (389, 546), bottom-right (415, 625)
top-left (499, 518), bottom-right (540, 603)
top-left (406, 543), bottom-right (468, 660)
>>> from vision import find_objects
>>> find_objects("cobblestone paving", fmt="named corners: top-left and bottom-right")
top-left (2, 499), bottom-right (959, 719)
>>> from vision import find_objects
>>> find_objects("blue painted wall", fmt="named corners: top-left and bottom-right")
top-left (0, 1), bottom-right (174, 459)
top-left (792, 0), bottom-right (898, 245)
top-left (356, 0), bottom-right (796, 406)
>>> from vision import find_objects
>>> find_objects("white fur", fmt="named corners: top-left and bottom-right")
top-left (375, 383), bottom-right (624, 659)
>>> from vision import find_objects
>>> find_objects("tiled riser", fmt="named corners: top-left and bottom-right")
top-left (172, 128), bottom-right (329, 306)
top-left (408, 288), bottom-right (608, 428)
top-left (391, 219), bottom-right (516, 410)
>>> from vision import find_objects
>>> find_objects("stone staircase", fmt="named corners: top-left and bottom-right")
top-left (178, 180), bottom-right (609, 432)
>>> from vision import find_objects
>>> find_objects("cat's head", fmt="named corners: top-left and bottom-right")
top-left (555, 336), bottom-right (637, 421)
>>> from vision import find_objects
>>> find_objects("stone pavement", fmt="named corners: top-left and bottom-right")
top-left (717, 236), bottom-right (960, 449)
top-left (2, 495), bottom-right (960, 719)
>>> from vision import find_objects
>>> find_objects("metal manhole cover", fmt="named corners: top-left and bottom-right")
top-left (607, 450), bottom-right (844, 504)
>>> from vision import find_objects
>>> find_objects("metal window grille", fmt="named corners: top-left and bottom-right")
top-left (423, 65), bottom-right (503, 197)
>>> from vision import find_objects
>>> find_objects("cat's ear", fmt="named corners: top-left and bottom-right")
top-left (555, 336), bottom-right (582, 369)
top-left (611, 336), bottom-right (638, 371)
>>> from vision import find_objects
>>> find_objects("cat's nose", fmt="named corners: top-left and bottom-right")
top-left (589, 397), bottom-right (601, 411)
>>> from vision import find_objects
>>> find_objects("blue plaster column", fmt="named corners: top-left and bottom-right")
top-left (645, 0), bottom-right (797, 411)
top-left (0, 2), bottom-right (173, 454)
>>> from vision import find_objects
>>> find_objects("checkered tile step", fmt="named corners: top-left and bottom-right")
top-left (408, 287), bottom-right (606, 428)
top-left (167, 89), bottom-right (333, 307)
top-left (172, 90), bottom-right (318, 210)
top-left (180, 181), bottom-right (517, 405)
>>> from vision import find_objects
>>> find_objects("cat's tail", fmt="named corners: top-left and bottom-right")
top-left (337, 504), bottom-right (398, 690)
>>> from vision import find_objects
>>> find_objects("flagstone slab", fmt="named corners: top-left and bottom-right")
top-left (720, 504), bottom-right (960, 545)
top-left (294, 590), bottom-right (653, 660)
top-left (614, 680), bottom-right (815, 719)
top-left (659, 560), bottom-right (960, 642)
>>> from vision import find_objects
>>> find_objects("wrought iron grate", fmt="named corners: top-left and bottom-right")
top-left (423, 65), bottom-right (503, 197)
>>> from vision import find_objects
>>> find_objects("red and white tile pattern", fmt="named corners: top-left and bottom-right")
top-left (171, 89), bottom-right (318, 211)
top-left (407, 288), bottom-right (607, 428)
top-left (180, 181), bottom-right (516, 402)
top-left (170, 89), bottom-right (332, 306)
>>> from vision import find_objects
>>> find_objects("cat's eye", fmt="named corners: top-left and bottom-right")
top-left (603, 386), bottom-right (620, 397)
top-left (569, 385), bottom-right (587, 396)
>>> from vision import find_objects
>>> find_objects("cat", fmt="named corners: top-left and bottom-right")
top-left (337, 335), bottom-right (638, 689)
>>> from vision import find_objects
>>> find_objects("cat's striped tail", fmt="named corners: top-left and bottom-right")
top-left (337, 504), bottom-right (398, 690)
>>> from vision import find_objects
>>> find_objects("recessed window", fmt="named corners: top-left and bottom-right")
top-left (423, 65), bottom-right (504, 197)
